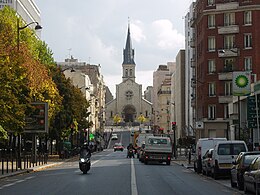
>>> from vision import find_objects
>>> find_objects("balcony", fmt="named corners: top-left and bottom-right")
top-left (216, 1), bottom-right (239, 11)
top-left (157, 90), bottom-right (171, 95)
top-left (191, 98), bottom-right (196, 107)
top-left (189, 38), bottom-right (195, 48)
top-left (218, 72), bottom-right (233, 80)
top-left (218, 94), bottom-right (233, 104)
top-left (191, 58), bottom-right (195, 68)
top-left (218, 48), bottom-right (239, 58)
top-left (218, 25), bottom-right (239, 34)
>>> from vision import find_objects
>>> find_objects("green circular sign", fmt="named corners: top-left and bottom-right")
top-left (235, 75), bottom-right (249, 88)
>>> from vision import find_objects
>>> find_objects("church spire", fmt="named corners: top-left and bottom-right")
top-left (123, 23), bottom-right (135, 65)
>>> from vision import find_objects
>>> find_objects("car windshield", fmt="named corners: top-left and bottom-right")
top-left (148, 138), bottom-right (168, 145)
top-left (244, 155), bottom-right (260, 165)
top-left (218, 144), bottom-right (246, 155)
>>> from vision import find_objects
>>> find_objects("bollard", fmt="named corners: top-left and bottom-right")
top-left (12, 158), bottom-right (14, 172)
top-left (2, 159), bottom-right (4, 174)
top-left (188, 151), bottom-right (191, 164)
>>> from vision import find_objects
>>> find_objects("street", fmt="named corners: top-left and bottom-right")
top-left (0, 130), bottom-right (242, 195)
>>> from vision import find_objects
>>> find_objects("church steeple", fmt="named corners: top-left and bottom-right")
top-left (123, 24), bottom-right (135, 65)
top-left (122, 22), bottom-right (136, 82)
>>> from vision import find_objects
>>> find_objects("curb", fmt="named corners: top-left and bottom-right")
top-left (0, 160), bottom-right (68, 180)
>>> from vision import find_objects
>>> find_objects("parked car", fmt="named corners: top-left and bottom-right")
top-left (111, 133), bottom-right (118, 140)
top-left (202, 148), bottom-right (214, 176)
top-left (194, 138), bottom-right (227, 173)
top-left (244, 156), bottom-right (260, 194)
top-left (113, 143), bottom-right (124, 152)
top-left (211, 140), bottom-right (248, 180)
top-left (230, 151), bottom-right (260, 190)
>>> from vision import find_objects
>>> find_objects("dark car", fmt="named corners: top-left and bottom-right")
top-left (202, 148), bottom-right (214, 176)
top-left (113, 143), bottom-right (124, 152)
top-left (243, 156), bottom-right (260, 194)
top-left (230, 151), bottom-right (260, 190)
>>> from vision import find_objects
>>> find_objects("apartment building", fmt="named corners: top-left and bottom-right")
top-left (0, 0), bottom-right (41, 37)
top-left (58, 57), bottom-right (106, 134)
top-left (190, 0), bottom-right (260, 139)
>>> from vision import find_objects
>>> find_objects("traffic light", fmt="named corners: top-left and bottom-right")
top-left (172, 122), bottom-right (176, 131)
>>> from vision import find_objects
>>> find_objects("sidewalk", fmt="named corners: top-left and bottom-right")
top-left (0, 156), bottom-right (76, 180)
top-left (0, 150), bottom-right (102, 180)
top-left (172, 155), bottom-right (194, 169)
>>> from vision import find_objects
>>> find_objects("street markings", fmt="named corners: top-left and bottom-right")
top-left (131, 158), bottom-right (138, 195)
top-left (0, 176), bottom-right (35, 190)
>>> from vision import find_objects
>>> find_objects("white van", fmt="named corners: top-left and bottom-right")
top-left (211, 140), bottom-right (248, 179)
top-left (194, 138), bottom-right (227, 173)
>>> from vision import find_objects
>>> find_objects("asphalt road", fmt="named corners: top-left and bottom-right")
top-left (0, 130), bottom-right (243, 195)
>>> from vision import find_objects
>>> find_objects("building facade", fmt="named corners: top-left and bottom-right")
top-left (105, 25), bottom-right (152, 127)
top-left (171, 50), bottom-right (186, 140)
top-left (0, 0), bottom-right (41, 37)
top-left (58, 57), bottom-right (106, 135)
top-left (191, 0), bottom-right (260, 140)
top-left (152, 63), bottom-right (175, 129)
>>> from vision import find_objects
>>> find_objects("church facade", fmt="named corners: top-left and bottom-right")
top-left (105, 26), bottom-right (152, 126)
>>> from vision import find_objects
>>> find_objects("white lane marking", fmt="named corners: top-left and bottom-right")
top-left (2, 183), bottom-right (15, 187)
top-left (25, 176), bottom-right (35, 180)
top-left (131, 158), bottom-right (138, 195)
top-left (15, 180), bottom-right (25, 183)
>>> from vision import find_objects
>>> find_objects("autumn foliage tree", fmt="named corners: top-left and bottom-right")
top-left (0, 7), bottom-right (91, 146)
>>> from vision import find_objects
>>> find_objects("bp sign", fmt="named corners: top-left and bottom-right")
top-left (233, 71), bottom-right (251, 96)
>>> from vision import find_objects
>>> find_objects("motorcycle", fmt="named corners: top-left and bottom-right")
top-left (79, 156), bottom-right (91, 174)
top-left (127, 148), bottom-right (135, 158)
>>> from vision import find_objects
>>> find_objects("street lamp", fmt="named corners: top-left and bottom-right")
top-left (17, 18), bottom-right (42, 51)
top-left (16, 18), bottom-right (42, 168)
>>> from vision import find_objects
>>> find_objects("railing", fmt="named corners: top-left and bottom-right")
top-left (0, 154), bottom-right (48, 175)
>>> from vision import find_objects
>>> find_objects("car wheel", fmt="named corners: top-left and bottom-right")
top-left (206, 168), bottom-right (210, 177)
top-left (236, 174), bottom-right (243, 190)
top-left (144, 160), bottom-right (148, 165)
top-left (213, 167), bottom-right (218, 180)
top-left (166, 160), bottom-right (171, 165)
top-left (244, 181), bottom-right (248, 194)
top-left (230, 175), bottom-right (236, 188)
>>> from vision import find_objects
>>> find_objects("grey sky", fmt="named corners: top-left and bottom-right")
top-left (34, 0), bottom-right (194, 96)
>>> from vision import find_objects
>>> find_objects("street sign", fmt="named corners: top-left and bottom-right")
top-left (233, 71), bottom-right (251, 96)
top-left (247, 95), bottom-right (260, 128)
top-left (24, 102), bottom-right (48, 133)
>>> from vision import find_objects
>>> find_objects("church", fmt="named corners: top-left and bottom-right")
top-left (105, 25), bottom-right (152, 126)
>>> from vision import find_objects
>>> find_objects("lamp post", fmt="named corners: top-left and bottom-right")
top-left (17, 18), bottom-right (42, 51)
top-left (16, 18), bottom-right (42, 168)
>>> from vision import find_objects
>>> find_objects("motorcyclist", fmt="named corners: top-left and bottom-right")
top-left (127, 143), bottom-right (134, 158)
top-left (80, 142), bottom-right (91, 158)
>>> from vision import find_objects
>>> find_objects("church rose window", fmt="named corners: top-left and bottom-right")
top-left (125, 90), bottom-right (133, 100)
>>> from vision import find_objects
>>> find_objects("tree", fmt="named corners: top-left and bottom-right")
top-left (0, 7), bottom-right (61, 137)
top-left (113, 114), bottom-right (121, 126)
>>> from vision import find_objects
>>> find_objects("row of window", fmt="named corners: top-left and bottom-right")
top-left (207, 56), bottom-right (253, 73)
top-left (208, 33), bottom-right (252, 52)
top-left (125, 69), bottom-right (133, 77)
top-left (207, 0), bottom-right (251, 6)
top-left (208, 104), bottom-right (229, 119)
top-left (208, 81), bottom-right (232, 97)
top-left (208, 11), bottom-right (252, 28)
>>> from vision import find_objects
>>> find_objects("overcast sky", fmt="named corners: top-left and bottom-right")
top-left (34, 0), bottom-right (194, 96)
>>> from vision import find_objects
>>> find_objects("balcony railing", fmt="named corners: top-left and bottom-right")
top-left (218, 48), bottom-right (239, 58)
top-left (218, 25), bottom-right (239, 34)
top-left (157, 90), bottom-right (171, 95)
